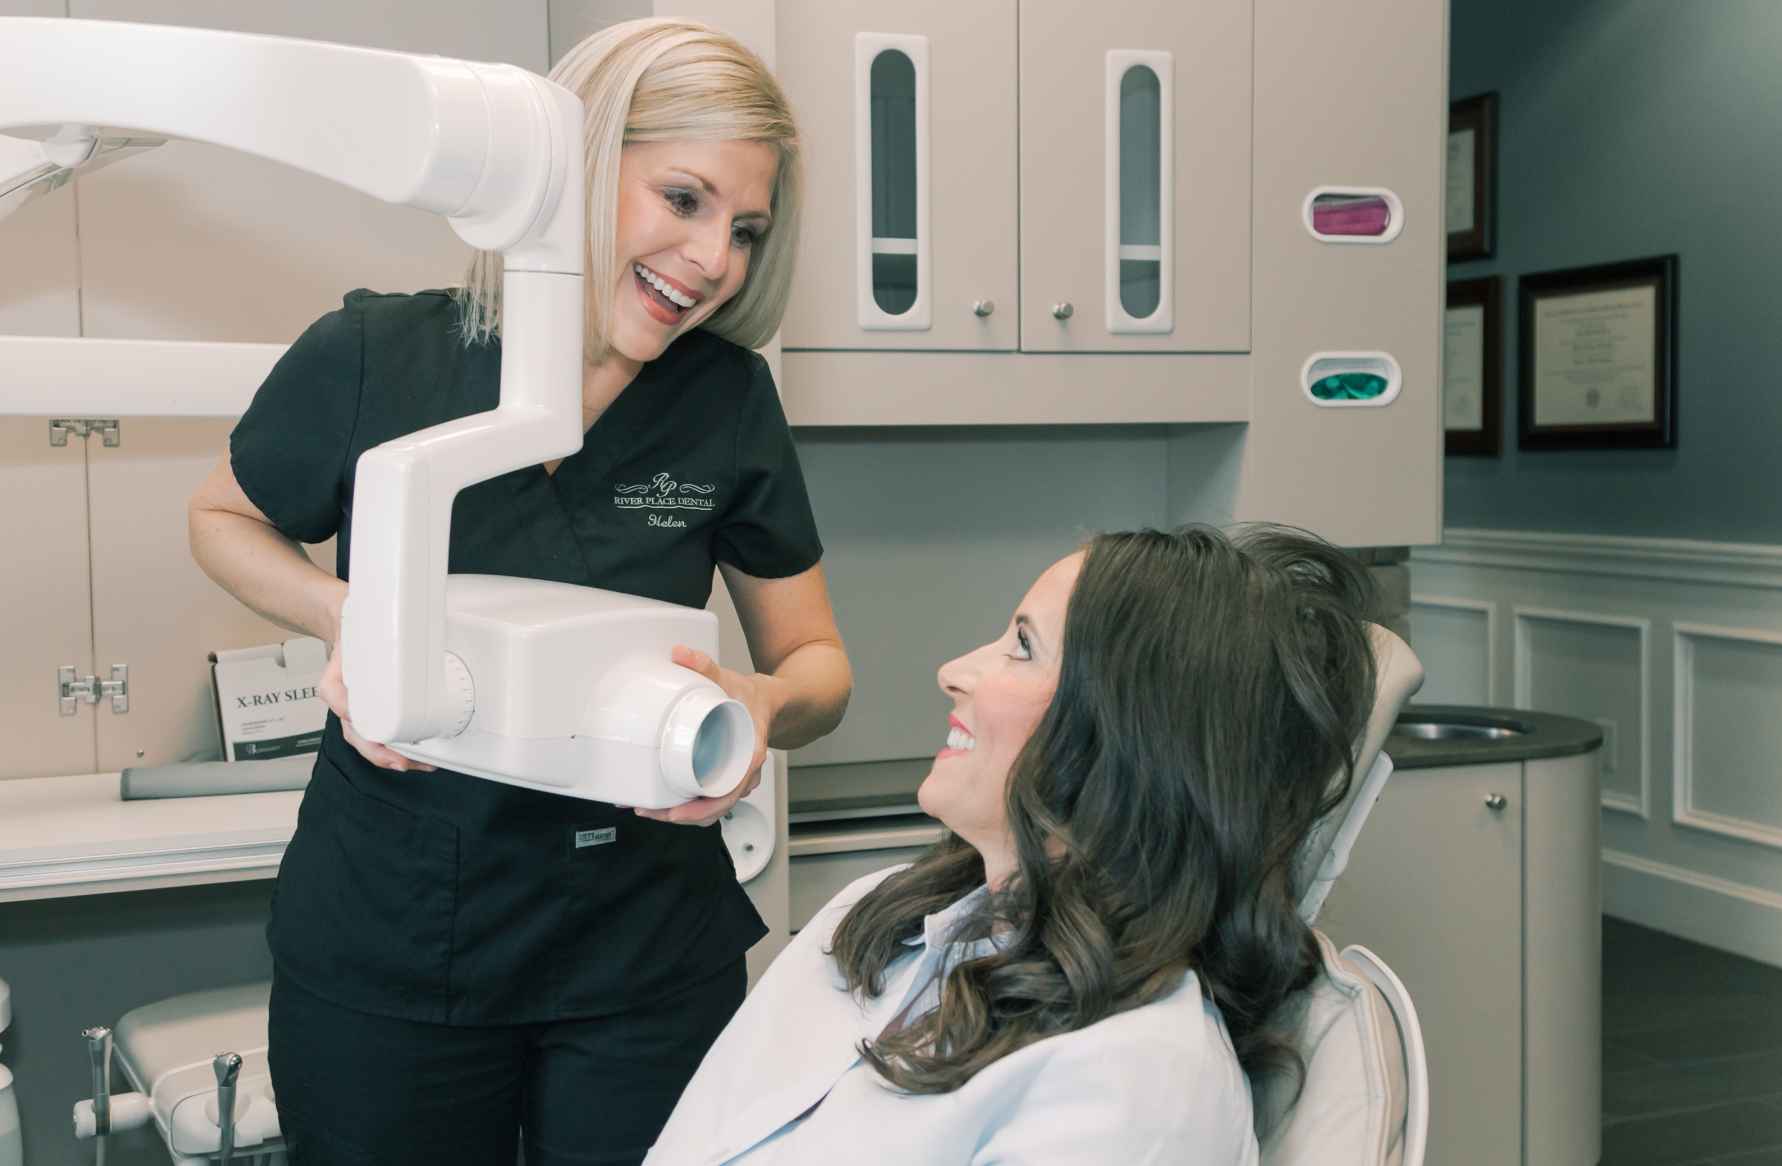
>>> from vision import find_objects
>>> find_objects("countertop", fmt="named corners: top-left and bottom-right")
top-left (1387, 704), bottom-right (1605, 770)
top-left (0, 771), bottom-right (299, 903)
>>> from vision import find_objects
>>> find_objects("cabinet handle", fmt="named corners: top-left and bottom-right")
top-left (1485, 794), bottom-right (1508, 812)
top-left (1052, 302), bottom-right (1074, 320)
top-left (973, 299), bottom-right (995, 318)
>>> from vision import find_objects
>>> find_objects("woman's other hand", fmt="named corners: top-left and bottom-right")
top-left (318, 640), bottom-right (436, 774)
top-left (634, 644), bottom-right (782, 826)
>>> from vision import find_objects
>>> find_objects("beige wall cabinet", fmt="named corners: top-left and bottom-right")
top-left (775, 0), bottom-right (1020, 354)
top-left (766, 0), bottom-right (1447, 552)
top-left (1016, 1), bottom-right (1250, 356)
top-left (776, 0), bottom-right (1247, 358)
top-left (0, 420), bottom-right (97, 780)
top-left (0, 414), bottom-right (335, 782)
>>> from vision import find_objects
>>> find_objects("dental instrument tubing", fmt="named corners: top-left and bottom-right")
top-left (0, 17), bottom-right (587, 744)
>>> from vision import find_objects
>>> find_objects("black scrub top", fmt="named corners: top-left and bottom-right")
top-left (233, 289), bottom-right (823, 1026)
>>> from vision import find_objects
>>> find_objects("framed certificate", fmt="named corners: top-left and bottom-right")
top-left (1518, 255), bottom-right (1679, 450)
top-left (1444, 276), bottom-right (1502, 456)
top-left (1447, 93), bottom-right (1497, 262)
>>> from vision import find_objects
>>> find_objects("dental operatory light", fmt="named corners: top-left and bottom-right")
top-left (0, 19), bottom-right (755, 807)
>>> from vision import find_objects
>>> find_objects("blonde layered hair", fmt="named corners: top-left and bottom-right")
top-left (455, 19), bottom-right (802, 362)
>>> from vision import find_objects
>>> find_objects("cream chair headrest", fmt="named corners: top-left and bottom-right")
top-left (1356, 625), bottom-right (1424, 793)
top-left (1294, 624), bottom-right (1424, 922)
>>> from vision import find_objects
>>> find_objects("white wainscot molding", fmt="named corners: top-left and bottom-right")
top-left (1407, 594), bottom-right (1497, 706)
top-left (1604, 849), bottom-right (1782, 969)
top-left (1413, 529), bottom-right (1782, 969)
top-left (1672, 622), bottom-right (1782, 851)
top-left (1416, 528), bottom-right (1782, 590)
top-left (1513, 606), bottom-right (1651, 820)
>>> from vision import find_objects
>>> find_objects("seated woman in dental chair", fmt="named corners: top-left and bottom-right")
top-left (644, 523), bottom-right (1379, 1165)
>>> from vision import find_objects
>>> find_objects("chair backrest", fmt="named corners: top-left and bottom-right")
top-left (1343, 944), bottom-right (1429, 1166)
top-left (1252, 933), bottom-right (1426, 1166)
top-left (1295, 625), bottom-right (1424, 923)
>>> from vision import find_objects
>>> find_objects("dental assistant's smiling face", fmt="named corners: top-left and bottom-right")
top-left (607, 138), bottom-right (778, 367)
top-left (919, 552), bottom-right (1082, 886)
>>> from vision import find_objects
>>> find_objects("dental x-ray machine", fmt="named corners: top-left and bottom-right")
top-left (0, 19), bottom-right (757, 812)
top-left (1, 17), bottom-right (769, 1166)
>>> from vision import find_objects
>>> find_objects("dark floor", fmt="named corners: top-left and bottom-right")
top-left (1603, 918), bottom-right (1782, 1165)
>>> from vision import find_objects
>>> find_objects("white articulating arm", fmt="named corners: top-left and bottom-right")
top-left (0, 18), bottom-right (587, 743)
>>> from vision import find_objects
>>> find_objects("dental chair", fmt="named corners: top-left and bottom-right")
top-left (1251, 624), bottom-right (1429, 1166)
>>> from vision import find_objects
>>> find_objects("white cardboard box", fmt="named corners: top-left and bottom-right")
top-left (210, 637), bottom-right (330, 761)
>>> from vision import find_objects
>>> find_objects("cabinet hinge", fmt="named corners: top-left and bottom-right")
top-left (58, 664), bottom-right (129, 715)
top-left (49, 418), bottom-right (121, 447)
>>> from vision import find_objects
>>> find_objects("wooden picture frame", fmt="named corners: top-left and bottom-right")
top-left (1518, 254), bottom-right (1679, 451)
top-left (1444, 275), bottom-right (1502, 456)
top-left (1447, 93), bottom-right (1497, 262)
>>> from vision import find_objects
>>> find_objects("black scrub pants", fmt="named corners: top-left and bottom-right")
top-left (267, 960), bottom-right (746, 1166)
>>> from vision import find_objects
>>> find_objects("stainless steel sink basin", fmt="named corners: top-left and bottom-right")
top-left (1394, 716), bottom-right (1530, 742)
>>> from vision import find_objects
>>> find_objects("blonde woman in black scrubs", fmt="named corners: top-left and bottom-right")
top-left (187, 20), bottom-right (850, 1166)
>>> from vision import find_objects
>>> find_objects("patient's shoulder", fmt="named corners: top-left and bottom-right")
top-left (969, 973), bottom-right (1258, 1159)
top-left (832, 863), bottom-right (911, 907)
top-left (801, 863), bottom-right (912, 940)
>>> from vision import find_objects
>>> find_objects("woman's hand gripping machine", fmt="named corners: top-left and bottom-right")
top-left (1, 18), bottom-right (768, 1165)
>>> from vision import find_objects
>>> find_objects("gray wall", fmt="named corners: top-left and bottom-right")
top-left (789, 428), bottom-right (1171, 769)
top-left (1445, 0), bottom-right (1782, 544)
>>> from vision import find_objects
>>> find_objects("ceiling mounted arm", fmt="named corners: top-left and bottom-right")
top-left (0, 18), bottom-right (587, 743)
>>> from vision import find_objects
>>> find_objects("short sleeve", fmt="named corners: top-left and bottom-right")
top-left (713, 353), bottom-right (823, 578)
top-left (229, 295), bottom-right (365, 545)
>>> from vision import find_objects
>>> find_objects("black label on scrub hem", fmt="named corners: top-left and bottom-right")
top-left (574, 827), bottom-right (617, 850)
top-left (231, 732), bottom-right (323, 761)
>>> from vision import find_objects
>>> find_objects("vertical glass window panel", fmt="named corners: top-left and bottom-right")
top-left (1118, 65), bottom-right (1162, 319)
top-left (869, 49), bottom-right (918, 315)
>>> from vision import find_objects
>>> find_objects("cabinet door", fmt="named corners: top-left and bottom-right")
top-left (0, 420), bottom-right (97, 779)
top-left (1317, 762), bottom-right (1524, 1166)
top-left (88, 420), bottom-right (337, 771)
top-left (1, 51), bottom-right (92, 780)
top-left (1018, 0), bottom-right (1250, 354)
top-left (776, 0), bottom-right (1018, 351)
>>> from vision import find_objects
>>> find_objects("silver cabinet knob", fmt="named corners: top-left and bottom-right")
top-left (1484, 793), bottom-right (1508, 811)
top-left (972, 299), bottom-right (995, 318)
top-left (1051, 301), bottom-right (1074, 320)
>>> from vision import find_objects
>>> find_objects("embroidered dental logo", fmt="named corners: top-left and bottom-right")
top-left (613, 472), bottom-right (719, 529)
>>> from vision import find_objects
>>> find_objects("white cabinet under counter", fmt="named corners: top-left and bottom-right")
top-left (1318, 708), bottom-right (1605, 1166)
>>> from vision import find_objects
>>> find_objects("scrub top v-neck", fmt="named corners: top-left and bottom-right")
top-left (231, 289), bottom-right (823, 1026)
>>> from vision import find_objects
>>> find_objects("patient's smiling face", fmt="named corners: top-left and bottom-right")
top-left (919, 553), bottom-right (1081, 886)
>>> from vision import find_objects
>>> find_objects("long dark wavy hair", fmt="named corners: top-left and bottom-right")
top-left (827, 524), bottom-right (1378, 1094)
